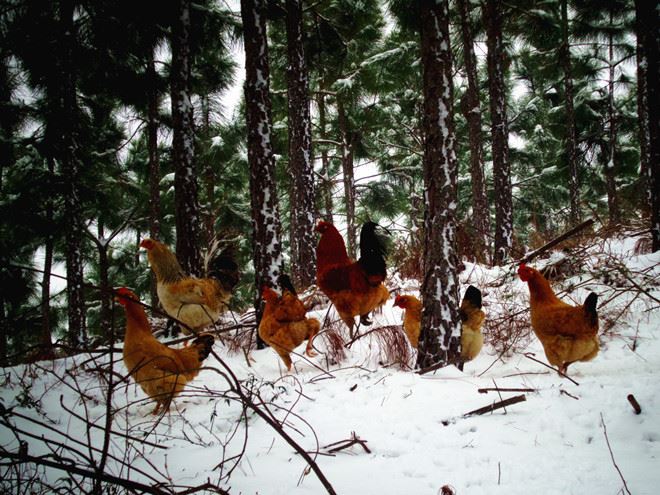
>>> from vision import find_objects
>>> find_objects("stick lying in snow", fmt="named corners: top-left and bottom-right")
top-left (478, 387), bottom-right (536, 394)
top-left (321, 432), bottom-right (371, 455)
top-left (524, 353), bottom-right (580, 386)
top-left (627, 394), bottom-right (642, 414)
top-left (442, 395), bottom-right (528, 425)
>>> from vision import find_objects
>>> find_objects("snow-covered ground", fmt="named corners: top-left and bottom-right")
top-left (1, 237), bottom-right (658, 494)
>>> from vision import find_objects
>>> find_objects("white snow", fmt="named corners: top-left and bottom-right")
top-left (1, 240), bottom-right (659, 494)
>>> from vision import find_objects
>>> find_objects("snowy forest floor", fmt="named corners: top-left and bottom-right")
top-left (1, 233), bottom-right (659, 495)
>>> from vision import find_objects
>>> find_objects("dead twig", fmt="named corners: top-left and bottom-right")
top-left (627, 394), bottom-right (642, 414)
top-left (518, 218), bottom-right (595, 265)
top-left (600, 412), bottom-right (632, 495)
top-left (524, 353), bottom-right (580, 386)
top-left (478, 387), bottom-right (536, 394)
top-left (463, 394), bottom-right (527, 418)
top-left (322, 432), bottom-right (371, 455)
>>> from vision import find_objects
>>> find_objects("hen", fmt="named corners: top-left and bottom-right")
top-left (518, 263), bottom-right (599, 375)
top-left (116, 288), bottom-right (214, 415)
top-left (393, 286), bottom-right (485, 363)
top-left (315, 221), bottom-right (390, 337)
top-left (258, 275), bottom-right (320, 371)
top-left (140, 238), bottom-right (239, 335)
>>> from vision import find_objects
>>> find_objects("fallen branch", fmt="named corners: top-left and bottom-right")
top-left (463, 394), bottom-right (527, 418)
top-left (627, 394), bottom-right (642, 414)
top-left (322, 432), bottom-right (371, 455)
top-left (518, 218), bottom-right (595, 265)
top-left (524, 353), bottom-right (580, 386)
top-left (600, 413), bottom-right (632, 495)
top-left (478, 387), bottom-right (536, 394)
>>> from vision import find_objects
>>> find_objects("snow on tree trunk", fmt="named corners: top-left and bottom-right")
top-left (606, 25), bottom-right (621, 226)
top-left (416, 0), bottom-right (462, 370)
top-left (60, 0), bottom-right (86, 346)
top-left (171, 0), bottom-right (203, 276)
top-left (337, 97), bottom-right (357, 259)
top-left (147, 51), bottom-right (161, 307)
top-left (635, 0), bottom-right (660, 251)
top-left (241, 0), bottom-right (284, 305)
top-left (458, 0), bottom-right (490, 263)
top-left (561, 0), bottom-right (581, 227)
top-left (317, 92), bottom-right (334, 223)
top-left (286, 0), bottom-right (316, 290)
top-left (486, 0), bottom-right (513, 266)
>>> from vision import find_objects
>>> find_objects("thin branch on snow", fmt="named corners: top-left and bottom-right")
top-left (600, 413), bottom-right (632, 495)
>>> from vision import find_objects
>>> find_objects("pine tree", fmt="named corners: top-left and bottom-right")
top-left (241, 0), bottom-right (284, 312)
top-left (171, 0), bottom-right (203, 276)
top-left (486, 0), bottom-right (513, 265)
top-left (416, 0), bottom-right (461, 369)
top-left (457, 0), bottom-right (491, 262)
top-left (286, 0), bottom-right (316, 289)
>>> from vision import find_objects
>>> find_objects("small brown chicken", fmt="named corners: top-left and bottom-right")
top-left (258, 278), bottom-right (320, 371)
top-left (518, 263), bottom-right (599, 375)
top-left (393, 286), bottom-right (485, 363)
top-left (140, 238), bottom-right (239, 335)
top-left (115, 288), bottom-right (214, 415)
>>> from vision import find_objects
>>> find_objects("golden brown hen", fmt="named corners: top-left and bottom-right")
top-left (116, 288), bottom-right (214, 415)
top-left (518, 263), bottom-right (599, 375)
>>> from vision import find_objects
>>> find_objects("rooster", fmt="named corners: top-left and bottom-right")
top-left (518, 263), bottom-right (599, 375)
top-left (140, 238), bottom-right (239, 335)
top-left (315, 221), bottom-right (390, 337)
top-left (115, 288), bottom-right (214, 415)
top-left (258, 275), bottom-right (320, 371)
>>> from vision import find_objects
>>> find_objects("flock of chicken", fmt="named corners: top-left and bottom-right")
top-left (115, 221), bottom-right (600, 415)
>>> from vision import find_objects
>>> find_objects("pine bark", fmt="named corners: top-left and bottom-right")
top-left (457, 0), bottom-right (490, 262)
top-left (635, 2), bottom-right (650, 214)
top-left (59, 0), bottom-right (86, 346)
top-left (171, 0), bottom-right (203, 276)
top-left (241, 0), bottom-right (284, 306)
top-left (39, 159), bottom-right (55, 360)
top-left (635, 0), bottom-right (660, 251)
top-left (606, 21), bottom-right (621, 226)
top-left (146, 51), bottom-right (160, 306)
top-left (416, 0), bottom-right (462, 370)
top-left (317, 92), bottom-right (334, 223)
top-left (337, 97), bottom-right (357, 259)
top-left (561, 0), bottom-right (581, 226)
top-left (486, 0), bottom-right (513, 265)
top-left (286, 0), bottom-right (316, 289)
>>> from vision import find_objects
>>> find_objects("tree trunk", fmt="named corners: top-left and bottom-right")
top-left (241, 0), bottom-right (284, 324)
top-left (634, 2), bottom-right (650, 215)
top-left (146, 50), bottom-right (160, 307)
top-left (96, 224), bottom-right (112, 341)
top-left (606, 21), bottom-right (621, 226)
top-left (60, 0), bottom-right (86, 347)
top-left (561, 0), bottom-right (581, 226)
top-left (486, 0), bottom-right (513, 266)
top-left (317, 92), bottom-right (334, 223)
top-left (416, 0), bottom-right (462, 370)
top-left (337, 97), bottom-right (357, 259)
top-left (171, 0), bottom-right (202, 276)
top-left (635, 0), bottom-right (660, 251)
top-left (457, 0), bottom-right (490, 263)
top-left (201, 94), bottom-right (216, 247)
top-left (286, 0), bottom-right (316, 290)
top-left (39, 159), bottom-right (55, 360)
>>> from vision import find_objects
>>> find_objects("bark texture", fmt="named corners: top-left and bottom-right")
top-left (286, 0), bottom-right (316, 289)
top-left (417, 0), bottom-right (462, 370)
top-left (486, 0), bottom-right (513, 265)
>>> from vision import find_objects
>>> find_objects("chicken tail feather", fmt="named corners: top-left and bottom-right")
top-left (462, 285), bottom-right (482, 310)
top-left (357, 221), bottom-right (388, 279)
top-left (278, 273), bottom-right (297, 295)
top-left (208, 246), bottom-right (240, 292)
top-left (191, 333), bottom-right (214, 362)
top-left (584, 292), bottom-right (598, 327)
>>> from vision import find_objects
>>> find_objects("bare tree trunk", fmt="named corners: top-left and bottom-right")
top-left (39, 160), bottom-right (55, 360)
top-left (635, 0), bottom-right (660, 251)
top-left (96, 224), bottom-right (112, 340)
top-left (606, 20), bottom-right (621, 226)
top-left (635, 1), bottom-right (650, 214)
top-left (486, 0), bottom-right (513, 266)
top-left (416, 0), bottom-right (461, 370)
top-left (337, 97), bottom-right (357, 259)
top-left (241, 0), bottom-right (284, 326)
top-left (171, 0), bottom-right (202, 276)
top-left (561, 0), bottom-right (581, 226)
top-left (457, 0), bottom-right (490, 263)
top-left (317, 92), bottom-right (334, 223)
top-left (286, 0), bottom-right (316, 290)
top-left (146, 51), bottom-right (160, 307)
top-left (60, 0), bottom-right (86, 346)
top-left (201, 94), bottom-right (216, 247)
